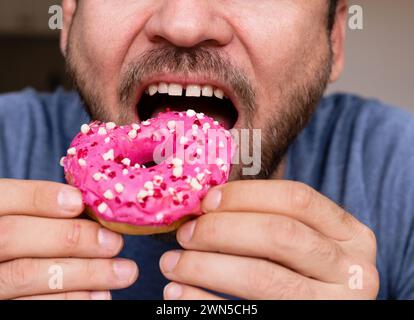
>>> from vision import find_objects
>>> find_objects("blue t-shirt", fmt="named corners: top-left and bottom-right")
top-left (1, 88), bottom-right (414, 300)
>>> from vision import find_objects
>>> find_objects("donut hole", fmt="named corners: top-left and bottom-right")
top-left (117, 135), bottom-right (174, 169)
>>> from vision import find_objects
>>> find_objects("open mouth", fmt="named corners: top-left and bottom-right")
top-left (136, 81), bottom-right (239, 129)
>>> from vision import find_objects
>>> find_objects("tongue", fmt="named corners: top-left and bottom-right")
top-left (150, 96), bottom-right (236, 129)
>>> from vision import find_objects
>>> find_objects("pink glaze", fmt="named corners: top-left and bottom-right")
top-left (61, 109), bottom-right (235, 227)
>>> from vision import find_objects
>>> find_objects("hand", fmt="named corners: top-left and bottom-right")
top-left (0, 179), bottom-right (138, 300)
top-left (160, 180), bottom-right (379, 300)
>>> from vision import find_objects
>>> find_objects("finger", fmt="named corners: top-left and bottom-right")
top-left (15, 291), bottom-right (111, 300)
top-left (164, 282), bottom-right (224, 300)
top-left (0, 258), bottom-right (138, 300)
top-left (160, 250), bottom-right (334, 300)
top-left (0, 179), bottom-right (83, 218)
top-left (0, 216), bottom-right (123, 262)
top-left (177, 213), bottom-right (350, 283)
top-left (202, 180), bottom-right (360, 241)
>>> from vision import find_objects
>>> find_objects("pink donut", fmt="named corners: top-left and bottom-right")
top-left (61, 109), bottom-right (235, 235)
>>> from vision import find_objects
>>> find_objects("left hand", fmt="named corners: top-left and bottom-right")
top-left (160, 180), bottom-right (379, 300)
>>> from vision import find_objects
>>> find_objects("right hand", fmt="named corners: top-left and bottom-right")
top-left (0, 179), bottom-right (138, 300)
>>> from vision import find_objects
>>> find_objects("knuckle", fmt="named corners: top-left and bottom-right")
top-left (84, 259), bottom-right (100, 284)
top-left (246, 260), bottom-right (279, 298)
top-left (6, 259), bottom-right (37, 293)
top-left (363, 264), bottom-right (380, 298)
top-left (287, 182), bottom-right (315, 212)
top-left (307, 233), bottom-right (340, 265)
top-left (30, 183), bottom-right (43, 213)
top-left (198, 214), bottom-right (221, 244)
top-left (0, 216), bottom-right (16, 258)
top-left (60, 221), bottom-right (82, 252)
top-left (277, 273), bottom-right (312, 300)
top-left (273, 217), bottom-right (301, 247)
top-left (361, 225), bottom-right (377, 249)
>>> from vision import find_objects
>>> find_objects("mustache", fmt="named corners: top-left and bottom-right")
top-left (118, 46), bottom-right (256, 117)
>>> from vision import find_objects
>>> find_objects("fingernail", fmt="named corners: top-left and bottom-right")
top-left (203, 189), bottom-right (222, 212)
top-left (178, 220), bottom-right (196, 243)
top-left (57, 187), bottom-right (83, 213)
top-left (164, 282), bottom-right (182, 300)
top-left (90, 291), bottom-right (111, 300)
top-left (160, 251), bottom-right (181, 273)
top-left (98, 228), bottom-right (121, 251)
top-left (113, 259), bottom-right (137, 282)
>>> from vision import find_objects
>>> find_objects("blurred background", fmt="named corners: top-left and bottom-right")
top-left (0, 0), bottom-right (413, 111)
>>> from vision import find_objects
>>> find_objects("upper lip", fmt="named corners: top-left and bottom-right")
top-left (133, 73), bottom-right (240, 119)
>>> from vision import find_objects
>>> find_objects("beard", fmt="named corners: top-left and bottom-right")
top-left (66, 38), bottom-right (332, 182)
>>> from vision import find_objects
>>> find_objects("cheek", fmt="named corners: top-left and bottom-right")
top-left (227, 2), bottom-right (329, 110)
top-left (73, 2), bottom-right (153, 86)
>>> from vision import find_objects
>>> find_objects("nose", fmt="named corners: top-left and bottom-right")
top-left (144, 0), bottom-right (233, 48)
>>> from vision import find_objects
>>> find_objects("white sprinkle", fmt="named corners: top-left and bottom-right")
top-left (98, 202), bottom-right (108, 213)
top-left (102, 149), bottom-right (115, 161)
top-left (122, 168), bottom-right (129, 175)
top-left (190, 178), bottom-right (203, 191)
top-left (221, 165), bottom-right (228, 172)
top-left (196, 173), bottom-right (205, 181)
top-left (168, 187), bottom-right (176, 195)
top-left (153, 175), bottom-right (164, 185)
top-left (173, 192), bottom-right (184, 203)
top-left (144, 181), bottom-right (154, 190)
top-left (81, 124), bottom-right (91, 134)
top-left (137, 189), bottom-right (148, 202)
top-left (121, 158), bottom-right (131, 166)
top-left (147, 189), bottom-right (155, 197)
top-left (186, 109), bottom-right (196, 117)
top-left (142, 121), bottom-right (151, 126)
top-left (128, 129), bottom-right (137, 139)
top-left (59, 157), bottom-right (65, 167)
top-left (196, 147), bottom-right (203, 155)
top-left (115, 183), bottom-right (124, 193)
top-left (173, 166), bottom-right (183, 178)
top-left (93, 173), bottom-right (102, 181)
top-left (78, 159), bottom-right (87, 166)
top-left (67, 147), bottom-right (76, 156)
top-left (216, 158), bottom-right (225, 166)
top-left (202, 123), bottom-right (211, 131)
top-left (196, 113), bottom-right (205, 120)
top-left (104, 190), bottom-right (114, 200)
top-left (106, 122), bottom-right (116, 130)
top-left (132, 123), bottom-right (140, 131)
top-left (192, 124), bottom-right (199, 130)
top-left (179, 136), bottom-right (189, 145)
top-left (98, 127), bottom-right (107, 135)
top-left (219, 141), bottom-right (225, 148)
top-left (167, 120), bottom-right (176, 130)
top-left (213, 121), bottom-right (219, 126)
top-left (171, 158), bottom-right (184, 167)
top-left (104, 137), bottom-right (111, 143)
top-left (155, 213), bottom-right (164, 221)
top-left (135, 163), bottom-right (141, 169)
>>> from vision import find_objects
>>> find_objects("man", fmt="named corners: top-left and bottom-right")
top-left (0, 0), bottom-right (413, 300)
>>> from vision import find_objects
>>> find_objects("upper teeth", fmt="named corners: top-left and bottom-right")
top-left (145, 83), bottom-right (227, 99)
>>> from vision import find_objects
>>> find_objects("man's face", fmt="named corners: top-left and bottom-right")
top-left (62, 0), bottom-right (343, 179)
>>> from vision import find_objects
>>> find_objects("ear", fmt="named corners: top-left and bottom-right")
top-left (329, 0), bottom-right (347, 83)
top-left (60, 0), bottom-right (78, 57)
